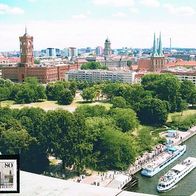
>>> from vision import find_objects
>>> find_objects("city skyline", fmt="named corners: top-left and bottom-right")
top-left (0, 0), bottom-right (196, 51)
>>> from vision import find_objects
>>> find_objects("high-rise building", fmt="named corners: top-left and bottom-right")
top-left (95, 46), bottom-right (103, 56)
top-left (62, 48), bottom-right (69, 57)
top-left (68, 47), bottom-right (78, 58)
top-left (104, 37), bottom-right (112, 57)
top-left (46, 48), bottom-right (56, 57)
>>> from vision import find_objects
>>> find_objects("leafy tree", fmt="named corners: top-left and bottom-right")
top-left (110, 108), bottom-right (139, 132)
top-left (125, 84), bottom-right (152, 112)
top-left (57, 89), bottom-right (74, 105)
top-left (180, 80), bottom-right (196, 103)
top-left (127, 60), bottom-right (132, 67)
top-left (141, 74), bottom-right (182, 112)
top-left (0, 78), bottom-right (13, 88)
top-left (0, 87), bottom-right (10, 101)
top-left (102, 83), bottom-right (132, 100)
top-left (138, 97), bottom-right (169, 125)
top-left (81, 87), bottom-right (96, 102)
top-left (34, 59), bottom-right (40, 64)
top-left (71, 114), bottom-right (94, 175)
top-left (45, 110), bottom-right (76, 170)
top-left (111, 96), bottom-right (127, 108)
top-left (137, 127), bottom-right (153, 152)
top-left (13, 77), bottom-right (46, 103)
top-left (141, 73), bottom-right (160, 92)
top-left (16, 107), bottom-right (49, 173)
top-left (95, 127), bottom-right (136, 170)
top-left (46, 81), bottom-right (75, 102)
top-left (189, 89), bottom-right (196, 106)
top-left (75, 80), bottom-right (90, 90)
top-left (20, 143), bottom-right (49, 174)
top-left (15, 85), bottom-right (35, 103)
top-left (85, 117), bottom-right (136, 170)
top-left (69, 81), bottom-right (77, 96)
top-left (75, 105), bottom-right (108, 118)
top-left (81, 62), bottom-right (107, 70)
top-left (9, 83), bottom-right (21, 100)
top-left (24, 77), bottom-right (39, 86)
top-left (0, 126), bottom-right (35, 154)
top-left (0, 79), bottom-right (13, 102)
top-left (36, 85), bottom-right (47, 100)
top-left (176, 97), bottom-right (188, 113)
top-left (46, 82), bottom-right (64, 100)
top-left (16, 107), bottom-right (47, 145)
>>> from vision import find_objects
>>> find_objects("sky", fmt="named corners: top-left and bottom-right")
top-left (0, 0), bottom-right (196, 51)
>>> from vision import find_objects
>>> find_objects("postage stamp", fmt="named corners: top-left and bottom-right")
top-left (0, 155), bottom-right (20, 193)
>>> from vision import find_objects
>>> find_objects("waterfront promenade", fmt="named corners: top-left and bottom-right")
top-left (128, 126), bottom-right (196, 175)
top-left (75, 126), bottom-right (196, 190)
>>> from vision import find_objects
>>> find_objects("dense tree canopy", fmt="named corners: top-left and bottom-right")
top-left (110, 108), bottom-right (139, 132)
top-left (46, 81), bottom-right (75, 105)
top-left (111, 96), bottom-right (127, 108)
top-left (81, 62), bottom-right (107, 70)
top-left (75, 105), bottom-right (108, 118)
top-left (180, 80), bottom-right (196, 103)
top-left (1, 73), bottom-right (195, 175)
top-left (81, 87), bottom-right (96, 102)
top-left (138, 97), bottom-right (169, 125)
top-left (142, 74), bottom-right (191, 112)
top-left (85, 117), bottom-right (136, 170)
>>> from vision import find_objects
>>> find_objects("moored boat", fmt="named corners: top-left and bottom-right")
top-left (141, 145), bottom-right (186, 177)
top-left (157, 157), bottom-right (196, 192)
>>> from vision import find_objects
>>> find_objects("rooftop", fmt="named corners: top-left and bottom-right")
top-left (1, 171), bottom-right (153, 196)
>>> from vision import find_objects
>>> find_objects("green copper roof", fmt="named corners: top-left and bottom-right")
top-left (152, 33), bottom-right (158, 57)
top-left (158, 32), bottom-right (164, 56)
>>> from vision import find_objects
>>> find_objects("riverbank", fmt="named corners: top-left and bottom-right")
top-left (128, 126), bottom-right (196, 175)
top-left (70, 126), bottom-right (196, 190)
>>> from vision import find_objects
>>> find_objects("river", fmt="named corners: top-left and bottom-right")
top-left (130, 135), bottom-right (196, 196)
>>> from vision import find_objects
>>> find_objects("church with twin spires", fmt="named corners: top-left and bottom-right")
top-left (151, 33), bottom-right (165, 72)
top-left (137, 33), bottom-right (165, 72)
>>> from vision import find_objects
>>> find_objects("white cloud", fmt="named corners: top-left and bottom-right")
top-left (72, 11), bottom-right (91, 20)
top-left (113, 12), bottom-right (127, 17)
top-left (0, 3), bottom-right (24, 15)
top-left (92, 0), bottom-right (135, 7)
top-left (72, 14), bottom-right (87, 19)
top-left (140, 0), bottom-right (160, 8)
top-left (164, 4), bottom-right (196, 16)
top-left (129, 7), bottom-right (139, 14)
top-left (1, 19), bottom-right (196, 51)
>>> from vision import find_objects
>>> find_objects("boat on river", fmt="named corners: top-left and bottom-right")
top-left (157, 157), bottom-right (196, 192)
top-left (141, 145), bottom-right (186, 177)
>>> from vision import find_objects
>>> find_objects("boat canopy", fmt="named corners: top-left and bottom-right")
top-left (172, 164), bottom-right (186, 172)
top-left (167, 146), bottom-right (177, 152)
top-left (167, 129), bottom-right (176, 133)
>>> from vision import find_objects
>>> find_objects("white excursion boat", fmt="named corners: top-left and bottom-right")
top-left (141, 145), bottom-right (186, 177)
top-left (157, 157), bottom-right (196, 192)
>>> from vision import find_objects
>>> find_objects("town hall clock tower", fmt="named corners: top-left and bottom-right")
top-left (19, 27), bottom-right (34, 67)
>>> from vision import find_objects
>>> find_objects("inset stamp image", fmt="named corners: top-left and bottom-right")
top-left (0, 155), bottom-right (19, 193)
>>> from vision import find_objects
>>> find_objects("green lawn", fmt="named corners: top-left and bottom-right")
top-left (167, 109), bottom-right (196, 123)
top-left (1, 100), bottom-right (15, 107)
top-left (1, 99), bottom-right (112, 112)
top-left (77, 101), bottom-right (112, 110)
